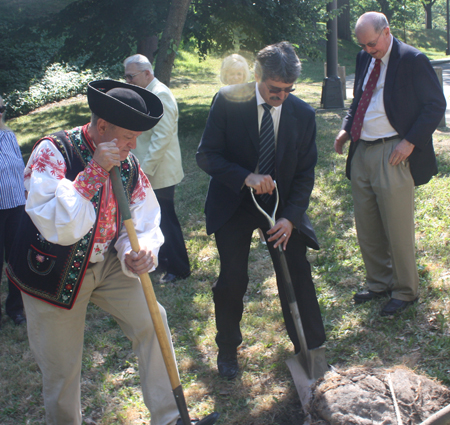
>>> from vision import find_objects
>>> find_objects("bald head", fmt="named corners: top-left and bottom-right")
top-left (355, 12), bottom-right (389, 35)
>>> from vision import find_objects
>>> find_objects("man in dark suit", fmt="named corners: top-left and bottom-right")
top-left (334, 12), bottom-right (446, 316)
top-left (197, 42), bottom-right (326, 379)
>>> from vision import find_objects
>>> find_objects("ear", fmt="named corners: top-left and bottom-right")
top-left (255, 72), bottom-right (261, 83)
top-left (97, 118), bottom-right (108, 135)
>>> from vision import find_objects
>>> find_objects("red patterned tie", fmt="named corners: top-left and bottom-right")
top-left (350, 58), bottom-right (381, 142)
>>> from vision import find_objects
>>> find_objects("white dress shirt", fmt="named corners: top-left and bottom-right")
top-left (360, 35), bottom-right (398, 141)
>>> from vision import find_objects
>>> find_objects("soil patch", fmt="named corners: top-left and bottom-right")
top-left (309, 366), bottom-right (450, 425)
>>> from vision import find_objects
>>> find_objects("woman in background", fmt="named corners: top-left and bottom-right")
top-left (219, 53), bottom-right (251, 86)
top-left (0, 96), bottom-right (26, 328)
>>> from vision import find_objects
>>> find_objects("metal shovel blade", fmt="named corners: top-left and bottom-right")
top-left (286, 345), bottom-right (328, 411)
top-left (249, 184), bottom-right (328, 412)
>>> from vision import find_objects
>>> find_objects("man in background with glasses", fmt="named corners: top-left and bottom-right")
top-left (197, 42), bottom-right (326, 380)
top-left (334, 12), bottom-right (445, 316)
top-left (124, 54), bottom-right (191, 285)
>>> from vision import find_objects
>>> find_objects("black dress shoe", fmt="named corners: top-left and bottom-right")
top-left (353, 290), bottom-right (391, 304)
top-left (158, 271), bottom-right (191, 284)
top-left (176, 419), bottom-right (199, 425)
top-left (217, 350), bottom-right (238, 380)
top-left (176, 412), bottom-right (219, 425)
top-left (176, 413), bottom-right (219, 425)
top-left (11, 312), bottom-right (26, 325)
top-left (381, 298), bottom-right (417, 316)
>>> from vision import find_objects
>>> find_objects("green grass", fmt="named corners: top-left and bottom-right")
top-left (1, 42), bottom-right (450, 425)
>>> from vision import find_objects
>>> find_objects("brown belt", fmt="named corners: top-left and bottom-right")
top-left (360, 135), bottom-right (399, 146)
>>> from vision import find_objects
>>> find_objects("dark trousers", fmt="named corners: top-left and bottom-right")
top-left (213, 192), bottom-right (326, 354)
top-left (153, 185), bottom-right (190, 277)
top-left (0, 205), bottom-right (25, 320)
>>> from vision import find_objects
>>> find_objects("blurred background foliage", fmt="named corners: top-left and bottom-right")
top-left (0, 0), bottom-right (449, 117)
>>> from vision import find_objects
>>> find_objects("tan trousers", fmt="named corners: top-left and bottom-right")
top-left (22, 249), bottom-right (179, 425)
top-left (351, 138), bottom-right (419, 301)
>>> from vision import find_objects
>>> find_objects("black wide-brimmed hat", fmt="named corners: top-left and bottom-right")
top-left (87, 79), bottom-right (164, 131)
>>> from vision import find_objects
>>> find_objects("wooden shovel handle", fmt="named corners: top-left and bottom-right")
top-left (110, 166), bottom-right (181, 390)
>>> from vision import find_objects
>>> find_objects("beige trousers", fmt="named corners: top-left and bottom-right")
top-left (351, 138), bottom-right (419, 301)
top-left (22, 249), bottom-right (179, 425)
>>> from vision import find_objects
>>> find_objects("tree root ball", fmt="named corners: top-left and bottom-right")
top-left (308, 366), bottom-right (450, 425)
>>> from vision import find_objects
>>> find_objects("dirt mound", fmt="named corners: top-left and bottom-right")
top-left (308, 366), bottom-right (450, 425)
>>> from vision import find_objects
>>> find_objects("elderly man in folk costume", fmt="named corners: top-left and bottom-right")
top-left (7, 81), bottom-right (194, 425)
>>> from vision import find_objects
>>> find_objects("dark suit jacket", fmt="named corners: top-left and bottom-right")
top-left (196, 82), bottom-right (319, 249)
top-left (342, 37), bottom-right (446, 186)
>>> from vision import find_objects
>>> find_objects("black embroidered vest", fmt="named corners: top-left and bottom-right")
top-left (6, 128), bottom-right (139, 309)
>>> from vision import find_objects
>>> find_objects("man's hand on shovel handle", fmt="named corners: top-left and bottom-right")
top-left (93, 140), bottom-right (121, 172)
top-left (267, 218), bottom-right (293, 250)
top-left (125, 249), bottom-right (155, 275)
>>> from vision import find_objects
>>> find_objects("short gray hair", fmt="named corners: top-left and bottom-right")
top-left (254, 41), bottom-right (301, 84)
top-left (123, 54), bottom-right (154, 74)
top-left (91, 113), bottom-right (115, 129)
top-left (91, 113), bottom-right (99, 126)
top-left (356, 12), bottom-right (389, 34)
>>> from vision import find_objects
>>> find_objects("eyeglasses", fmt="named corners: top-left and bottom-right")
top-left (0, 106), bottom-right (6, 113)
top-left (358, 30), bottom-right (384, 49)
top-left (266, 84), bottom-right (296, 94)
top-left (124, 70), bottom-right (144, 81)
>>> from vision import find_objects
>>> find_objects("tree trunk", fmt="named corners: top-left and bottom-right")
top-left (137, 35), bottom-right (159, 64)
top-left (422, 1), bottom-right (435, 29)
top-left (337, 0), bottom-right (352, 41)
top-left (154, 0), bottom-right (192, 87)
top-left (376, 0), bottom-right (393, 23)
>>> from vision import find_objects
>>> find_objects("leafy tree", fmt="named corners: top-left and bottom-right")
top-left (155, 0), bottom-right (192, 86)
top-left (185, 0), bottom-right (329, 59)
top-left (43, 0), bottom-right (169, 66)
top-left (10, 0), bottom-right (329, 86)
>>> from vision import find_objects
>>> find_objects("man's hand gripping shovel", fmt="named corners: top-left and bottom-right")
top-left (250, 182), bottom-right (328, 413)
top-left (110, 167), bottom-right (219, 425)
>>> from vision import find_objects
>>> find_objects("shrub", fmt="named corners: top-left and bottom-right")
top-left (3, 61), bottom-right (122, 118)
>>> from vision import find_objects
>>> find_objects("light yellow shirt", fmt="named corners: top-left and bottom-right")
top-left (131, 78), bottom-right (184, 190)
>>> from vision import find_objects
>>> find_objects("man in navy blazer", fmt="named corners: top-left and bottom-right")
top-left (335, 12), bottom-right (446, 316)
top-left (197, 42), bottom-right (326, 379)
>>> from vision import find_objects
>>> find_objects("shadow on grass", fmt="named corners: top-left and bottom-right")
top-left (13, 101), bottom-right (90, 163)
top-left (148, 267), bottom-right (310, 424)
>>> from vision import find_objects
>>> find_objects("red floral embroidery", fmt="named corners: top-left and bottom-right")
top-left (29, 147), bottom-right (66, 180)
top-left (131, 169), bottom-right (151, 204)
top-left (73, 160), bottom-right (108, 200)
top-left (90, 179), bottom-right (118, 261)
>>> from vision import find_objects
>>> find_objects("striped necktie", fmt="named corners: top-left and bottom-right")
top-left (259, 103), bottom-right (275, 203)
top-left (350, 58), bottom-right (382, 142)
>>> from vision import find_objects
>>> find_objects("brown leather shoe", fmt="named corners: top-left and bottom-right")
top-left (353, 290), bottom-right (391, 304)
